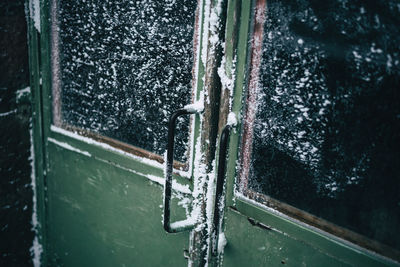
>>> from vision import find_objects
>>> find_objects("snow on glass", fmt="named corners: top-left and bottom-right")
top-left (247, 0), bottom-right (400, 249)
top-left (56, 0), bottom-right (197, 162)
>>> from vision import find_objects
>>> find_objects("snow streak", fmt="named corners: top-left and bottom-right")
top-left (29, 125), bottom-right (42, 267)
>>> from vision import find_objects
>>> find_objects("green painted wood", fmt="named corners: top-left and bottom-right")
top-left (232, 199), bottom-right (397, 266)
top-left (225, 0), bottom-right (250, 208)
top-left (39, 0), bottom-right (52, 147)
top-left (27, 12), bottom-right (47, 266)
top-left (46, 143), bottom-right (189, 266)
top-left (39, 0), bottom-right (57, 264)
top-left (48, 129), bottom-right (191, 188)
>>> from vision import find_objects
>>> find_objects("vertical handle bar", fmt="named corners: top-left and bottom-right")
top-left (164, 109), bottom-right (197, 233)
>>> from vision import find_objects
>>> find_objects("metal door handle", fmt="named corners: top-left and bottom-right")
top-left (211, 124), bottom-right (232, 255)
top-left (163, 108), bottom-right (200, 233)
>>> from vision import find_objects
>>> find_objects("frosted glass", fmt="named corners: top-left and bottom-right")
top-left (54, 0), bottom-right (198, 161)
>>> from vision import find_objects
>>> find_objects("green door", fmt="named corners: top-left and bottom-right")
top-left (29, 0), bottom-right (211, 266)
top-left (28, 0), bottom-right (400, 266)
top-left (216, 0), bottom-right (400, 266)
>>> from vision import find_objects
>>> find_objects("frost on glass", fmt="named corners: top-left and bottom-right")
top-left (55, 0), bottom-right (197, 161)
top-left (248, 0), bottom-right (400, 249)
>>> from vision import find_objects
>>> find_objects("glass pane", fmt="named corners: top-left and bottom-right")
top-left (243, 0), bottom-right (400, 251)
top-left (52, 0), bottom-right (198, 162)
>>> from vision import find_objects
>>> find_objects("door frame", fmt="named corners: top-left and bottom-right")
top-left (28, 0), bottom-right (399, 265)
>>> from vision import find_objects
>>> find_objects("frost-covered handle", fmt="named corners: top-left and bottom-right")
top-left (211, 114), bottom-right (236, 254)
top-left (164, 108), bottom-right (200, 233)
top-left (211, 124), bottom-right (232, 255)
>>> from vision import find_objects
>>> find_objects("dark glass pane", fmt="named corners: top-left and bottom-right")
top-left (248, 0), bottom-right (400, 249)
top-left (54, 0), bottom-right (197, 161)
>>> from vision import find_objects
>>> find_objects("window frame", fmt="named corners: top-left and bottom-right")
top-left (49, 0), bottom-right (203, 172)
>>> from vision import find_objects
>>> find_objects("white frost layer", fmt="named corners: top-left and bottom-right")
top-left (227, 112), bottom-right (237, 126)
top-left (217, 232), bottom-right (227, 253)
top-left (16, 86), bottom-right (31, 101)
top-left (217, 56), bottom-right (234, 92)
top-left (204, 159), bottom-right (217, 265)
top-left (186, 91), bottom-right (205, 178)
top-left (201, 0), bottom-right (211, 66)
top-left (184, 101), bottom-right (204, 113)
top-left (170, 216), bottom-right (197, 229)
top-left (217, 54), bottom-right (237, 110)
top-left (0, 109), bottom-right (17, 117)
top-left (147, 174), bottom-right (191, 195)
top-left (50, 125), bottom-right (164, 169)
top-left (29, 127), bottom-right (42, 267)
top-left (48, 138), bottom-right (91, 157)
top-left (31, 237), bottom-right (42, 267)
top-left (208, 0), bottom-right (223, 46)
top-left (29, 0), bottom-right (40, 32)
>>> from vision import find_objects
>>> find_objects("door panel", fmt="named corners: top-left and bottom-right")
top-left (46, 142), bottom-right (189, 266)
top-left (223, 209), bottom-right (346, 266)
top-left (223, 199), bottom-right (394, 266)
top-left (219, 0), bottom-right (400, 266)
